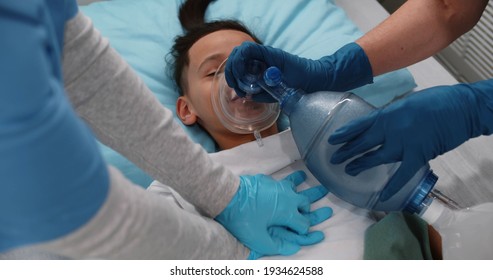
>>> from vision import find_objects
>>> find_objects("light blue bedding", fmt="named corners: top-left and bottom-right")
top-left (81, 0), bottom-right (416, 187)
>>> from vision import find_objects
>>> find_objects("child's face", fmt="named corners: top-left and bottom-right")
top-left (177, 29), bottom-right (274, 146)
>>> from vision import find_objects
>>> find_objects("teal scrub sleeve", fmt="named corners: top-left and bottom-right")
top-left (0, 0), bottom-right (108, 252)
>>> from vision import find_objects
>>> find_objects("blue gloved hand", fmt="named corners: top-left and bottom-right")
top-left (247, 185), bottom-right (333, 260)
top-left (225, 42), bottom-right (373, 102)
top-left (328, 80), bottom-right (493, 201)
top-left (215, 170), bottom-right (332, 258)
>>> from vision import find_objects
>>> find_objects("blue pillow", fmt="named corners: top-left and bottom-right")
top-left (205, 0), bottom-right (416, 106)
top-left (81, 0), bottom-right (416, 187)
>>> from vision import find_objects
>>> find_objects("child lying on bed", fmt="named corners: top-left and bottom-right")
top-left (148, 0), bottom-right (441, 260)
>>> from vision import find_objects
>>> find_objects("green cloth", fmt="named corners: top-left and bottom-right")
top-left (364, 212), bottom-right (433, 260)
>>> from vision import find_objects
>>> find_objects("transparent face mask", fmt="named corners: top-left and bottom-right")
top-left (211, 59), bottom-right (280, 144)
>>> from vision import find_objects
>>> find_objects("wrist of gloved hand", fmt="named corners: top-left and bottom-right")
top-left (316, 42), bottom-right (374, 92)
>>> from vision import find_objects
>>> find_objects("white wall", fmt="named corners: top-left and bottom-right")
top-left (435, 2), bottom-right (493, 83)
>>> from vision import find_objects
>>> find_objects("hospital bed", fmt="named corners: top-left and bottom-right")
top-left (77, 0), bottom-right (493, 208)
top-left (3, 0), bottom-right (492, 260)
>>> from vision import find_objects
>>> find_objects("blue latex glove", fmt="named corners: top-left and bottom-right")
top-left (328, 80), bottom-right (493, 201)
top-left (225, 42), bottom-right (373, 102)
top-left (247, 185), bottom-right (333, 260)
top-left (215, 170), bottom-right (332, 258)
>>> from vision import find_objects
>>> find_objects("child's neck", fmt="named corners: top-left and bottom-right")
top-left (216, 125), bottom-right (279, 150)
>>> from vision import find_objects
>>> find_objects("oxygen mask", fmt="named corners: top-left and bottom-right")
top-left (211, 59), bottom-right (280, 145)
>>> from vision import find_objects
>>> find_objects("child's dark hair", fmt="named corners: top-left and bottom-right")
top-left (168, 0), bottom-right (262, 95)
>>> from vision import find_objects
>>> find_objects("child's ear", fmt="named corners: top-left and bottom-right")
top-left (176, 96), bottom-right (197, 125)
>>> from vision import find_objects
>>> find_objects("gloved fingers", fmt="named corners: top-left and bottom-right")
top-left (297, 185), bottom-right (329, 203)
top-left (330, 133), bottom-right (381, 165)
top-left (301, 231), bottom-right (325, 245)
top-left (225, 49), bottom-right (248, 98)
top-left (276, 204), bottom-right (311, 234)
top-left (294, 231), bottom-right (325, 246)
top-left (270, 226), bottom-right (325, 246)
top-left (250, 92), bottom-right (278, 103)
top-left (303, 207), bottom-right (333, 226)
top-left (244, 230), bottom-right (300, 258)
top-left (235, 41), bottom-right (284, 66)
top-left (268, 173), bottom-right (311, 225)
top-left (235, 58), bottom-right (273, 100)
top-left (297, 191), bottom-right (312, 214)
top-left (344, 147), bottom-right (392, 176)
top-left (225, 47), bottom-right (240, 87)
top-left (226, 42), bottom-right (290, 103)
top-left (265, 230), bottom-right (301, 256)
top-left (247, 250), bottom-right (263, 260)
top-left (281, 170), bottom-right (307, 190)
top-left (225, 42), bottom-right (266, 94)
top-left (328, 112), bottom-right (377, 145)
top-left (380, 160), bottom-right (421, 201)
top-left (276, 240), bottom-right (301, 256)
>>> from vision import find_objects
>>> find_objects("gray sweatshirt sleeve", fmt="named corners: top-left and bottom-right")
top-left (32, 167), bottom-right (249, 259)
top-left (62, 11), bottom-right (239, 218)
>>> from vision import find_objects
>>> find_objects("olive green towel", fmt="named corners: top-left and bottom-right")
top-left (364, 212), bottom-right (433, 260)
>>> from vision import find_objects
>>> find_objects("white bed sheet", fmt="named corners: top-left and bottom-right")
top-left (149, 130), bottom-right (375, 260)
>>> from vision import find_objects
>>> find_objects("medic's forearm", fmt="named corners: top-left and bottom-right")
top-left (31, 167), bottom-right (249, 260)
top-left (63, 12), bottom-right (239, 218)
top-left (356, 0), bottom-right (487, 76)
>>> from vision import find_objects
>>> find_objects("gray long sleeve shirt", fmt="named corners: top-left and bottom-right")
top-left (28, 11), bottom-right (248, 259)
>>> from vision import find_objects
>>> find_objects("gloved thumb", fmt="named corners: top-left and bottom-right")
top-left (381, 160), bottom-right (420, 201)
top-left (247, 250), bottom-right (263, 260)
